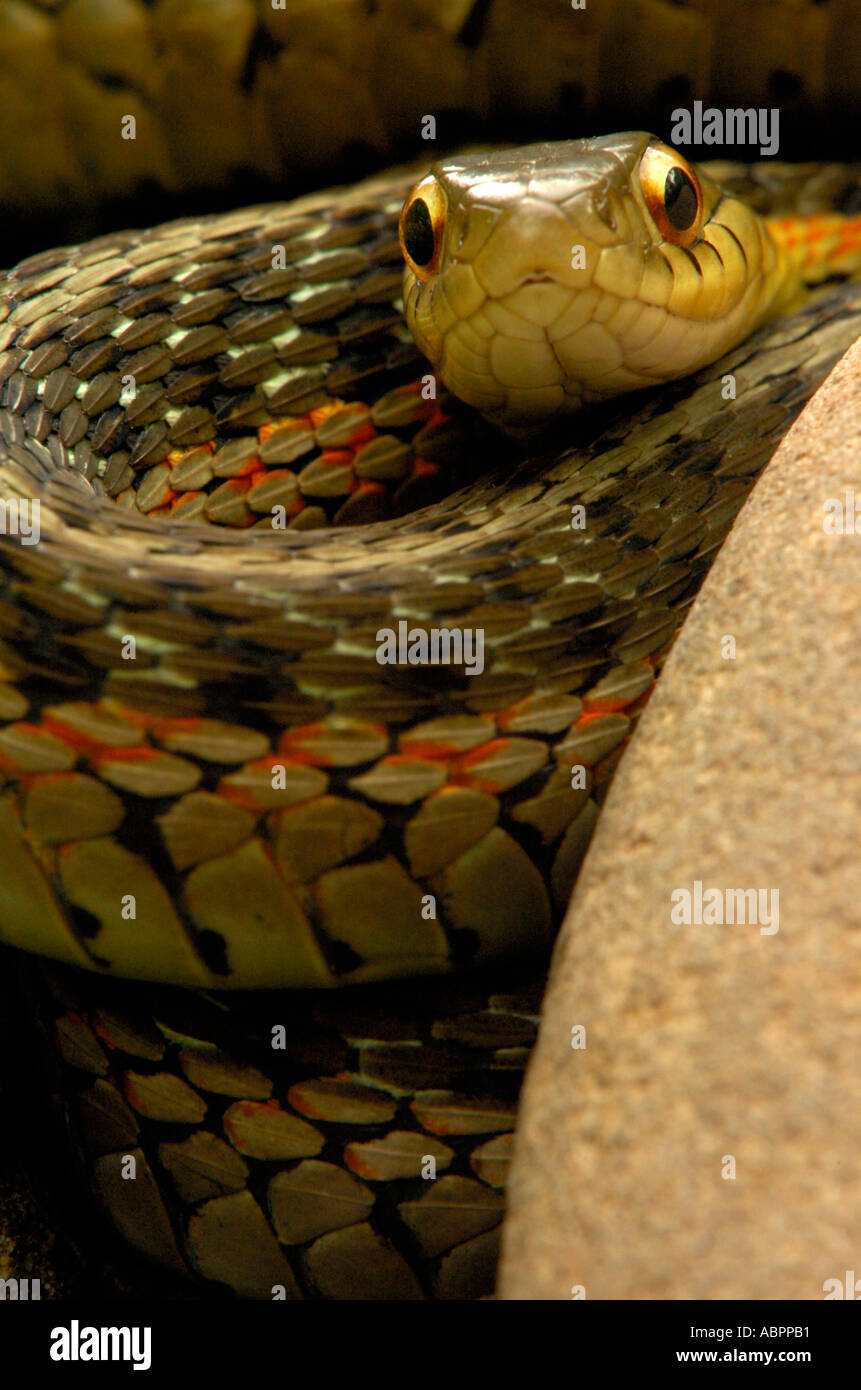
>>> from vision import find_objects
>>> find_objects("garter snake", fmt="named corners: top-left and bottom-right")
top-left (1, 122), bottom-right (860, 1294)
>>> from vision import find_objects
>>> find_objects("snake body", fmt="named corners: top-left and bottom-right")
top-left (1, 1), bottom-right (860, 1305)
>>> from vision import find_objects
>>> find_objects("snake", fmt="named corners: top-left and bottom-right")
top-left (1, 8), bottom-right (860, 1304)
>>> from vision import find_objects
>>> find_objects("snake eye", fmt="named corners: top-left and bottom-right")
top-left (639, 143), bottom-right (704, 248)
top-left (399, 176), bottom-right (446, 282)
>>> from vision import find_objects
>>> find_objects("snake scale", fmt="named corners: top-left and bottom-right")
top-left (0, 0), bottom-right (860, 1301)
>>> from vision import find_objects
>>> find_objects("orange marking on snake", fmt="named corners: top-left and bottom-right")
top-left (89, 745), bottom-right (164, 766)
top-left (835, 216), bottom-right (861, 259)
top-left (214, 786), bottom-right (262, 811)
top-left (150, 717), bottom-right (203, 738)
top-left (399, 737), bottom-right (473, 760)
top-left (308, 403), bottom-right (344, 428)
top-left (368, 752), bottom-right (437, 770)
top-left (575, 709), bottom-right (618, 726)
top-left (167, 442), bottom-right (215, 464)
top-left (19, 770), bottom-right (77, 790)
top-left (98, 704), bottom-right (157, 730)
top-left (232, 453), bottom-right (264, 477)
top-left (580, 697), bottom-right (632, 715)
top-left (317, 448), bottom-right (354, 468)
top-left (343, 1148), bottom-right (376, 1178)
top-left (449, 738), bottom-right (517, 791)
top-left (286, 1087), bottom-right (317, 1117)
top-left (279, 721), bottom-right (384, 766)
top-left (169, 492), bottom-right (202, 514)
top-left (258, 418), bottom-right (309, 443)
top-left (41, 717), bottom-right (122, 753)
top-left (216, 756), bottom-right (288, 808)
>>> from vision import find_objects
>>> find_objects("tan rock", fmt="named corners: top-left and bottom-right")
top-left (499, 339), bottom-right (861, 1301)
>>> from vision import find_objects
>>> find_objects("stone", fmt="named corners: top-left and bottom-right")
top-left (499, 339), bottom-right (861, 1301)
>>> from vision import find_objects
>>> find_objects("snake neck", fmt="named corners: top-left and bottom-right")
top-left (763, 211), bottom-right (861, 319)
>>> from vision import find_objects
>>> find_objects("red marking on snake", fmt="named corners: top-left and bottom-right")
top-left (412, 457), bottom-right (440, 476)
top-left (279, 720), bottom-right (385, 766)
top-left (216, 755), bottom-right (291, 808)
top-left (150, 717), bottom-right (203, 739)
top-left (40, 718), bottom-right (116, 753)
top-left (308, 403), bottom-right (344, 428)
top-left (398, 738), bottom-right (466, 760)
top-left (230, 453), bottom-right (264, 478)
top-left (578, 699), bottom-right (630, 717)
top-left (449, 738), bottom-right (516, 791)
top-left (89, 745), bottom-right (164, 766)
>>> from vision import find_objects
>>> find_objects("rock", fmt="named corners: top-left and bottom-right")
top-left (499, 338), bottom-right (861, 1300)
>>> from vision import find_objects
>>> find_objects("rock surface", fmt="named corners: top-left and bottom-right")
top-left (499, 338), bottom-right (861, 1301)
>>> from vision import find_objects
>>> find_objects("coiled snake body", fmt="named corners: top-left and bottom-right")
top-left (1, 123), bottom-right (860, 1296)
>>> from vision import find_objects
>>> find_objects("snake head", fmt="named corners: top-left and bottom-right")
top-left (400, 132), bottom-right (780, 426)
